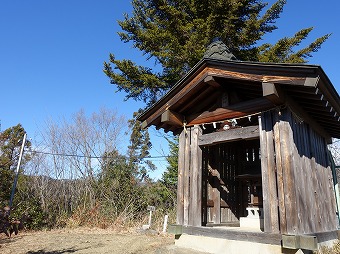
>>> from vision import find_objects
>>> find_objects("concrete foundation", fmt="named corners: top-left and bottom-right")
top-left (175, 234), bottom-right (285, 254)
top-left (174, 234), bottom-right (329, 254)
top-left (171, 225), bottom-right (340, 254)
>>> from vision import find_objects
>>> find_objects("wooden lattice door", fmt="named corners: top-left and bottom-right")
top-left (202, 139), bottom-right (262, 226)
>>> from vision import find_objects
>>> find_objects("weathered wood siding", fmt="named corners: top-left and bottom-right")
top-left (177, 126), bottom-right (203, 226)
top-left (261, 108), bottom-right (338, 234)
top-left (259, 113), bottom-right (279, 233)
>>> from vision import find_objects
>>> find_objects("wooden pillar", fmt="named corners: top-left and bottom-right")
top-left (183, 127), bottom-right (191, 225)
top-left (189, 125), bottom-right (203, 226)
top-left (176, 129), bottom-right (186, 225)
top-left (273, 110), bottom-right (287, 234)
top-left (259, 112), bottom-right (279, 233)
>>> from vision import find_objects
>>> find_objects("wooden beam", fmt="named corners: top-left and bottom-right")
top-left (198, 126), bottom-right (259, 146)
top-left (262, 82), bottom-right (284, 105)
top-left (182, 225), bottom-right (282, 245)
top-left (205, 66), bottom-right (319, 87)
top-left (139, 63), bottom-right (323, 129)
top-left (187, 97), bottom-right (276, 126)
top-left (138, 67), bottom-right (209, 128)
top-left (204, 75), bottom-right (220, 87)
top-left (161, 110), bottom-right (184, 127)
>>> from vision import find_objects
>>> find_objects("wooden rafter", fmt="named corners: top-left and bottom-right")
top-left (186, 97), bottom-right (276, 126)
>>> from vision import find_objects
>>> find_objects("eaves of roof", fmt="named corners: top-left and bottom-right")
top-left (138, 58), bottom-right (340, 124)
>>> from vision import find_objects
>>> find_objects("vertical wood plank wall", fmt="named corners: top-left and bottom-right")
top-left (177, 126), bottom-right (203, 226)
top-left (177, 107), bottom-right (337, 234)
top-left (261, 108), bottom-right (338, 234)
top-left (259, 113), bottom-right (279, 233)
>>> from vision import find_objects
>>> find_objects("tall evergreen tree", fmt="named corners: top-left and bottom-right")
top-left (128, 110), bottom-right (155, 182)
top-left (104, 0), bottom-right (330, 106)
top-left (0, 124), bottom-right (31, 204)
top-left (103, 0), bottom-right (330, 201)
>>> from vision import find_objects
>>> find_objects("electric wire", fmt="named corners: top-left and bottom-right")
top-left (30, 149), bottom-right (174, 160)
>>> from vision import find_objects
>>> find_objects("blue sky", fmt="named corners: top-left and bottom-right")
top-left (0, 0), bottom-right (339, 178)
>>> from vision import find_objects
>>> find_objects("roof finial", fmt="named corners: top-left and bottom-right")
top-left (204, 39), bottom-right (237, 61)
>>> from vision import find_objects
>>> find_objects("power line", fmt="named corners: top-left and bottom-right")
top-left (31, 149), bottom-right (174, 160)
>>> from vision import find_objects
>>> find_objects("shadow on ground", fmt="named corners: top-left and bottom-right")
top-left (0, 235), bottom-right (23, 244)
top-left (26, 247), bottom-right (86, 254)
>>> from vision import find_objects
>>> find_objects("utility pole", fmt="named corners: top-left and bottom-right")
top-left (9, 133), bottom-right (27, 210)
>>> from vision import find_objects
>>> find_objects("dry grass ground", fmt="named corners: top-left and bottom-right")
top-left (3, 228), bottom-right (340, 254)
top-left (0, 227), bottom-right (207, 254)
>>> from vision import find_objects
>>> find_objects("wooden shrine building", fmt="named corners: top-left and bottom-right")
top-left (138, 41), bottom-right (340, 253)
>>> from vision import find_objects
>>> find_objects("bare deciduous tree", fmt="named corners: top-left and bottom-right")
top-left (25, 108), bottom-right (127, 225)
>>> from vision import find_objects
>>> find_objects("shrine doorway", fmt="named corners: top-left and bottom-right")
top-left (202, 139), bottom-right (263, 227)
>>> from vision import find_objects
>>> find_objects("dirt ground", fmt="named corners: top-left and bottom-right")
top-left (0, 228), bottom-right (207, 254)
